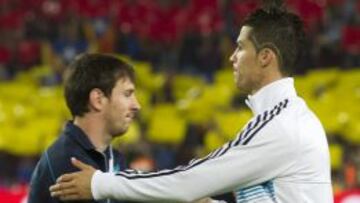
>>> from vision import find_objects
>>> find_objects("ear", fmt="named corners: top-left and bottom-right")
top-left (88, 88), bottom-right (107, 112)
top-left (257, 48), bottom-right (275, 68)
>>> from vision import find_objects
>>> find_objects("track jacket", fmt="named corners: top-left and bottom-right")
top-left (28, 121), bottom-right (126, 203)
top-left (91, 78), bottom-right (333, 203)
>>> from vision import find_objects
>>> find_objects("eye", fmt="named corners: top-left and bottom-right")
top-left (236, 41), bottom-right (244, 50)
top-left (124, 90), bottom-right (134, 97)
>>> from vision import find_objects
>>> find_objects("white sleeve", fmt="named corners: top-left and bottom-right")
top-left (92, 119), bottom-right (297, 202)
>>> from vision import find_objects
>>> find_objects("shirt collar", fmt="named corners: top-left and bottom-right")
top-left (245, 77), bottom-right (297, 115)
top-left (63, 121), bottom-right (96, 151)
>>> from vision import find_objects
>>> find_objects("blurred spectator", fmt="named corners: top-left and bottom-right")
top-left (50, 15), bottom-right (88, 64)
top-left (341, 24), bottom-right (360, 67)
top-left (0, 0), bottom-right (358, 77)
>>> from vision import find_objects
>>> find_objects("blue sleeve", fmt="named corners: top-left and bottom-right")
top-left (28, 155), bottom-right (60, 203)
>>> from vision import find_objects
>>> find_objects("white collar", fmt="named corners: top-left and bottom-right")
top-left (245, 78), bottom-right (297, 115)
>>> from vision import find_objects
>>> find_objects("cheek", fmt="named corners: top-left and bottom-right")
top-left (237, 56), bottom-right (248, 74)
top-left (110, 99), bottom-right (127, 115)
top-left (236, 52), bottom-right (248, 67)
top-left (118, 101), bottom-right (128, 115)
top-left (242, 54), bottom-right (257, 71)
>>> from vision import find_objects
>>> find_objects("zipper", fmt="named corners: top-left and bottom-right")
top-left (100, 145), bottom-right (113, 203)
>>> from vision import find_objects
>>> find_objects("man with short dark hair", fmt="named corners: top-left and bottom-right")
top-left (28, 53), bottom-right (141, 203)
top-left (50, 3), bottom-right (333, 203)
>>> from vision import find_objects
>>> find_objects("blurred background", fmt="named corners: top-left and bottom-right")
top-left (0, 0), bottom-right (359, 202)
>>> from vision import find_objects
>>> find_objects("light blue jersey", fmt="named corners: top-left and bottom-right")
top-left (235, 181), bottom-right (276, 203)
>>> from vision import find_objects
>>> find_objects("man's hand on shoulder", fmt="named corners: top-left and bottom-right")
top-left (49, 157), bottom-right (96, 201)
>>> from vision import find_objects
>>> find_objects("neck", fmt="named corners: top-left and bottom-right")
top-left (251, 68), bottom-right (284, 95)
top-left (73, 115), bottom-right (111, 152)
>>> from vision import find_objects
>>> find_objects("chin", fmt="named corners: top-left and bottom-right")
top-left (111, 128), bottom-right (128, 137)
top-left (236, 82), bottom-right (243, 90)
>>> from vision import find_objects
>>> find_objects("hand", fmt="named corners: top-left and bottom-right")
top-left (49, 157), bottom-right (96, 201)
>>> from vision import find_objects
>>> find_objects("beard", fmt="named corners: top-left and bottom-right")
top-left (106, 118), bottom-right (130, 138)
top-left (111, 126), bottom-right (128, 138)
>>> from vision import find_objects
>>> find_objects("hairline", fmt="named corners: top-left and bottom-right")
top-left (244, 25), bottom-right (285, 73)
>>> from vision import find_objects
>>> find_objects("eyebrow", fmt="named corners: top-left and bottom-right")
top-left (128, 88), bottom-right (137, 93)
top-left (125, 88), bottom-right (135, 92)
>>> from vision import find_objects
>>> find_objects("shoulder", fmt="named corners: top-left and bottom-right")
top-left (36, 133), bottom-right (84, 180)
top-left (268, 97), bottom-right (325, 149)
top-left (275, 97), bottom-right (321, 133)
top-left (273, 98), bottom-right (306, 134)
top-left (28, 151), bottom-right (58, 202)
top-left (31, 134), bottom-right (71, 180)
top-left (250, 98), bottom-right (300, 146)
top-left (236, 100), bottom-right (295, 147)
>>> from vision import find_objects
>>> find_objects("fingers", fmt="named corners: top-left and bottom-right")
top-left (50, 186), bottom-right (78, 197)
top-left (50, 181), bottom-right (78, 198)
top-left (51, 189), bottom-right (82, 201)
top-left (50, 181), bottom-right (73, 192)
top-left (56, 173), bottom-right (76, 183)
top-left (71, 157), bottom-right (93, 170)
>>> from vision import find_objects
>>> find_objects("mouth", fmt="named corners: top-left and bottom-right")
top-left (126, 113), bottom-right (136, 121)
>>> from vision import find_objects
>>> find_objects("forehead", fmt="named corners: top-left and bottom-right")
top-left (114, 77), bottom-right (135, 90)
top-left (237, 26), bottom-right (253, 44)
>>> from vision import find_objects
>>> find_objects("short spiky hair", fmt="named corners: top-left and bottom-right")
top-left (242, 2), bottom-right (305, 75)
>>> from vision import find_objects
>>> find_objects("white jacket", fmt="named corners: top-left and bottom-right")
top-left (91, 78), bottom-right (333, 203)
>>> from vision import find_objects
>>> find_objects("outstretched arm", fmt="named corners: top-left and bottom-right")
top-left (50, 158), bottom-right (226, 203)
top-left (50, 124), bottom-right (296, 202)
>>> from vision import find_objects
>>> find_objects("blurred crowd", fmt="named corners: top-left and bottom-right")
top-left (0, 0), bottom-right (359, 80)
top-left (0, 0), bottom-right (359, 201)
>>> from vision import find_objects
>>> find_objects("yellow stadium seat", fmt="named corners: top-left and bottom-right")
top-left (147, 104), bottom-right (186, 144)
top-left (329, 144), bottom-right (343, 170)
top-left (214, 110), bottom-right (252, 140)
top-left (342, 118), bottom-right (360, 145)
top-left (204, 131), bottom-right (226, 153)
top-left (204, 130), bottom-right (227, 152)
top-left (134, 89), bottom-right (152, 122)
top-left (172, 74), bottom-right (205, 101)
top-left (134, 62), bottom-right (165, 93)
top-left (214, 69), bottom-right (237, 91)
top-left (180, 83), bottom-right (234, 124)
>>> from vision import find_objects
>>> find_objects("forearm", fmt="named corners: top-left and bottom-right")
top-left (92, 128), bottom-right (296, 202)
top-left (92, 167), bottom-right (224, 202)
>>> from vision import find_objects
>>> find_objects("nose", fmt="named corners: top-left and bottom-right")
top-left (132, 96), bottom-right (141, 111)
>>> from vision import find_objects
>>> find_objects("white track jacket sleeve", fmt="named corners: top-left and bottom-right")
top-left (92, 102), bottom-right (298, 202)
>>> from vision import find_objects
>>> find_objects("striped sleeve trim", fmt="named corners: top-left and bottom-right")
top-left (115, 99), bottom-right (289, 179)
top-left (235, 181), bottom-right (277, 203)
